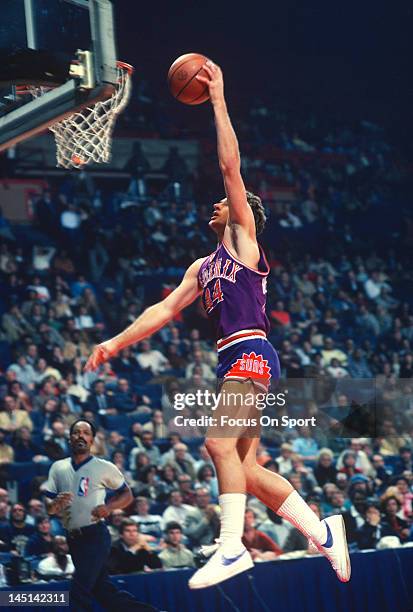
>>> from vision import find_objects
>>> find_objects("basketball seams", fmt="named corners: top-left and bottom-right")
top-left (176, 65), bottom-right (207, 102)
top-left (187, 84), bottom-right (209, 105)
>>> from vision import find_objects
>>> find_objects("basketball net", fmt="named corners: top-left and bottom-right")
top-left (18, 61), bottom-right (133, 169)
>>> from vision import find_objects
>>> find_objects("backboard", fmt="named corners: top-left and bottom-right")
top-left (0, 0), bottom-right (118, 152)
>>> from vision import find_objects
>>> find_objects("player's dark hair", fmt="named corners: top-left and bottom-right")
top-left (246, 191), bottom-right (267, 235)
top-left (69, 418), bottom-right (97, 438)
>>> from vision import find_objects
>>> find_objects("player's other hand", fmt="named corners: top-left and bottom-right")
top-left (196, 60), bottom-right (224, 105)
top-left (91, 504), bottom-right (110, 520)
top-left (84, 340), bottom-right (118, 372)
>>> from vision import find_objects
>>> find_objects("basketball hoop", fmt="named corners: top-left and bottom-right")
top-left (16, 61), bottom-right (133, 169)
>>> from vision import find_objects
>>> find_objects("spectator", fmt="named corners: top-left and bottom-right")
top-left (276, 443), bottom-right (294, 476)
top-left (112, 379), bottom-right (138, 414)
top-left (371, 454), bottom-right (391, 493)
top-left (37, 536), bottom-right (74, 578)
top-left (314, 448), bottom-right (337, 487)
top-left (129, 431), bottom-right (161, 469)
top-left (162, 490), bottom-right (192, 528)
top-left (136, 340), bottom-right (169, 376)
top-left (257, 508), bottom-right (293, 549)
top-left (86, 379), bottom-right (113, 415)
top-left (291, 426), bottom-right (319, 460)
top-left (130, 497), bottom-right (163, 539)
top-left (356, 502), bottom-right (387, 550)
top-left (184, 487), bottom-right (220, 547)
top-left (196, 464), bottom-right (219, 501)
top-left (242, 509), bottom-right (282, 560)
top-left (25, 516), bottom-right (54, 557)
top-left (26, 499), bottom-right (46, 527)
top-left (157, 464), bottom-right (178, 502)
top-left (159, 522), bottom-right (195, 569)
top-left (13, 427), bottom-right (46, 463)
top-left (0, 428), bottom-right (14, 465)
top-left (381, 495), bottom-right (410, 543)
top-left (0, 396), bottom-right (33, 432)
top-left (0, 503), bottom-right (35, 554)
top-left (338, 451), bottom-right (363, 479)
top-left (168, 443), bottom-right (196, 480)
top-left (43, 421), bottom-right (70, 460)
top-left (107, 509), bottom-right (126, 543)
top-left (107, 519), bottom-right (162, 574)
top-left (393, 476), bottom-right (413, 520)
top-left (341, 491), bottom-right (368, 543)
top-left (0, 502), bottom-right (9, 528)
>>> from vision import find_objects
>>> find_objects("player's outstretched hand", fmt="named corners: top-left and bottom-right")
top-left (196, 60), bottom-right (224, 105)
top-left (84, 340), bottom-right (117, 372)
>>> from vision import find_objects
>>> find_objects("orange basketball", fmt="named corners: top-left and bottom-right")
top-left (167, 53), bottom-right (210, 105)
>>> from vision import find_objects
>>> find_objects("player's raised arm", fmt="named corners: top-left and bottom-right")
top-left (84, 258), bottom-right (204, 371)
top-left (197, 61), bottom-right (256, 237)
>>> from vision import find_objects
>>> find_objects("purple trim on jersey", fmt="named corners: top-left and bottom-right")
top-left (198, 241), bottom-right (270, 340)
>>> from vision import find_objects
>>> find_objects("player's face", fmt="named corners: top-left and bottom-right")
top-left (70, 422), bottom-right (94, 453)
top-left (209, 198), bottom-right (229, 233)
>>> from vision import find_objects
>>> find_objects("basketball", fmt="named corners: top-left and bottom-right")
top-left (168, 53), bottom-right (210, 105)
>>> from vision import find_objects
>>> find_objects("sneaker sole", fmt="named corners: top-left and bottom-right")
top-left (188, 554), bottom-right (254, 589)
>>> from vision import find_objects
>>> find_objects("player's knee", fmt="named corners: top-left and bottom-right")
top-left (205, 437), bottom-right (237, 459)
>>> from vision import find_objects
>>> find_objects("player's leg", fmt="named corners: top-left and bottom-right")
top-left (237, 421), bottom-right (351, 581)
top-left (188, 380), bottom-right (255, 589)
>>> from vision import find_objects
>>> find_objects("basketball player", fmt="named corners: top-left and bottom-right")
top-left (42, 419), bottom-right (157, 611)
top-left (85, 60), bottom-right (350, 589)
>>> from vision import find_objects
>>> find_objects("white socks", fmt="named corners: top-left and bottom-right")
top-left (218, 493), bottom-right (246, 554)
top-left (277, 490), bottom-right (328, 545)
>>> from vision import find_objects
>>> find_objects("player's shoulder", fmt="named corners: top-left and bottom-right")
top-left (183, 256), bottom-right (208, 281)
top-left (92, 457), bottom-right (117, 471)
top-left (51, 457), bottom-right (72, 472)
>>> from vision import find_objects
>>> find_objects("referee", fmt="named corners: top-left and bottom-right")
top-left (42, 418), bottom-right (158, 612)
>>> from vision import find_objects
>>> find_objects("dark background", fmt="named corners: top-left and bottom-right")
top-left (115, 0), bottom-right (413, 155)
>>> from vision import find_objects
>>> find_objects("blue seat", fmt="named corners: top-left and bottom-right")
top-left (7, 462), bottom-right (37, 481)
top-left (102, 414), bottom-right (130, 435)
top-left (0, 341), bottom-right (11, 369)
top-left (182, 438), bottom-right (203, 454)
top-left (30, 411), bottom-right (44, 433)
top-left (135, 384), bottom-right (162, 406)
top-left (150, 502), bottom-right (167, 515)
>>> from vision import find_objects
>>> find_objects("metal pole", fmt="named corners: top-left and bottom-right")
top-left (24, 0), bottom-right (37, 50)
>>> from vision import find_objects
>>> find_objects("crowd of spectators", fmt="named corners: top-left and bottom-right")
top-left (0, 101), bottom-right (411, 584)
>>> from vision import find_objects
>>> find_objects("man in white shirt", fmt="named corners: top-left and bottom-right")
top-left (42, 419), bottom-right (157, 612)
top-left (37, 536), bottom-right (74, 577)
top-left (162, 490), bottom-right (193, 529)
top-left (136, 340), bottom-right (169, 376)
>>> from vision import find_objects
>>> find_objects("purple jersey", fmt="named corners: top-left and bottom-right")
top-left (198, 241), bottom-right (270, 340)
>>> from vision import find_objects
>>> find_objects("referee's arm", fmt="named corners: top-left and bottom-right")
top-left (105, 482), bottom-right (133, 511)
top-left (91, 482), bottom-right (134, 520)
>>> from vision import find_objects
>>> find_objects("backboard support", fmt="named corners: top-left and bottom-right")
top-left (0, 0), bottom-right (118, 153)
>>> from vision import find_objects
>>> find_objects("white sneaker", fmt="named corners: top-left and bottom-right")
top-left (189, 544), bottom-right (253, 589)
top-left (313, 515), bottom-right (351, 582)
